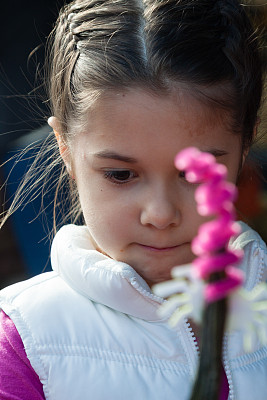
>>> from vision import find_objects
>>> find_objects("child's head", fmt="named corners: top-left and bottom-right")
top-left (47, 0), bottom-right (263, 285)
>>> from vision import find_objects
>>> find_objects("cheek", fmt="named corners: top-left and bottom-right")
top-left (186, 206), bottom-right (205, 235)
top-left (79, 188), bottom-right (133, 236)
top-left (182, 192), bottom-right (211, 234)
top-left (83, 207), bottom-right (131, 256)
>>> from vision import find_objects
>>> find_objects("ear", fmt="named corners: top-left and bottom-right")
top-left (48, 116), bottom-right (73, 176)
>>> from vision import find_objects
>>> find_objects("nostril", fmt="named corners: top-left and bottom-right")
top-left (140, 204), bottom-right (180, 229)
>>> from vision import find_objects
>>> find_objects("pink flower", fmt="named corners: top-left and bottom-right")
top-left (195, 181), bottom-right (238, 215)
top-left (176, 147), bottom-right (243, 302)
top-left (191, 219), bottom-right (241, 254)
top-left (192, 249), bottom-right (244, 279)
top-left (204, 266), bottom-right (244, 302)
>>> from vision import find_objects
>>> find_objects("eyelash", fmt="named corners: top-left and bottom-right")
top-left (179, 170), bottom-right (186, 179)
top-left (103, 169), bottom-right (195, 186)
top-left (103, 170), bottom-right (137, 185)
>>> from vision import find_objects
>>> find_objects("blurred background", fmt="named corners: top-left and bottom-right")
top-left (0, 1), bottom-right (267, 288)
top-left (0, 0), bottom-right (71, 287)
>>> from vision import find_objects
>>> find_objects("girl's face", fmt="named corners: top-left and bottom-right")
top-left (68, 88), bottom-right (243, 286)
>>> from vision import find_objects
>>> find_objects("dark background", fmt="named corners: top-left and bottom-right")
top-left (0, 1), bottom-right (69, 287)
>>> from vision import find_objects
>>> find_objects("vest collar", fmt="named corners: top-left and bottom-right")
top-left (51, 222), bottom-right (264, 322)
top-left (51, 224), bottom-right (165, 321)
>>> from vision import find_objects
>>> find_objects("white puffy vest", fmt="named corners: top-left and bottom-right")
top-left (0, 222), bottom-right (267, 400)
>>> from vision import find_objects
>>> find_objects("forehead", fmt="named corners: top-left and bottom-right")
top-left (71, 86), bottom-right (241, 160)
top-left (84, 85), bottom-right (233, 130)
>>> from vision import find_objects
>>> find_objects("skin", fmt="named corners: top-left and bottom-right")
top-left (51, 87), bottom-right (244, 287)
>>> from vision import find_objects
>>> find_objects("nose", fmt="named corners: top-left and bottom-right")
top-left (140, 183), bottom-right (180, 230)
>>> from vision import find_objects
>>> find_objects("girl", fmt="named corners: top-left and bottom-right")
top-left (0, 0), bottom-right (266, 399)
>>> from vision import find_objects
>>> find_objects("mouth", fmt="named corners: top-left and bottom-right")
top-left (138, 243), bottom-right (182, 253)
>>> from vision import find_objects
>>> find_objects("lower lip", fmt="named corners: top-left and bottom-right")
top-left (138, 244), bottom-right (181, 253)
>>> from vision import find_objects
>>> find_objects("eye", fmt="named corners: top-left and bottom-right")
top-left (178, 170), bottom-right (186, 180)
top-left (104, 169), bottom-right (137, 184)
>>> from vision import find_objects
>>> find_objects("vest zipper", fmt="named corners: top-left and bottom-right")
top-left (252, 244), bottom-right (265, 287)
top-left (222, 333), bottom-right (234, 400)
top-left (182, 319), bottom-right (199, 378)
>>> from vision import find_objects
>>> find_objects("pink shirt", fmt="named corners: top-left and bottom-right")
top-left (0, 310), bottom-right (229, 399)
top-left (0, 311), bottom-right (44, 399)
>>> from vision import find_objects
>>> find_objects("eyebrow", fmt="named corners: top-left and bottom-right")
top-left (207, 149), bottom-right (228, 157)
top-left (93, 148), bottom-right (228, 163)
top-left (94, 150), bottom-right (138, 163)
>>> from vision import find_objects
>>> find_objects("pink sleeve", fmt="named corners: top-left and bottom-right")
top-left (0, 310), bottom-right (45, 400)
top-left (219, 364), bottom-right (229, 400)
